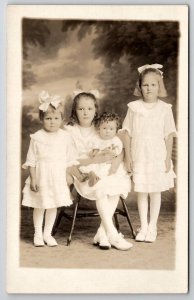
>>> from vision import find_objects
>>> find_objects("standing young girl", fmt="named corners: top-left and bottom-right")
top-left (65, 91), bottom-right (133, 250)
top-left (121, 64), bottom-right (177, 242)
top-left (22, 91), bottom-right (73, 247)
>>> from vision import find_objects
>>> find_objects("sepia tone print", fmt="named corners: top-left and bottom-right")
top-left (7, 5), bottom-right (188, 294)
top-left (21, 18), bottom-right (178, 269)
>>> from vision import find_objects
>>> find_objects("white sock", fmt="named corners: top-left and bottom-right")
top-left (137, 192), bottom-right (149, 232)
top-left (43, 208), bottom-right (57, 238)
top-left (33, 208), bottom-right (45, 238)
top-left (149, 192), bottom-right (161, 230)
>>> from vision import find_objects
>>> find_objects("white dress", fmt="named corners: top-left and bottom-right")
top-left (122, 99), bottom-right (177, 193)
top-left (65, 124), bottom-right (131, 200)
top-left (79, 136), bottom-right (123, 178)
top-left (22, 129), bottom-right (74, 209)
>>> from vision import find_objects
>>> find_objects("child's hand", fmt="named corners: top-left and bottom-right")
top-left (100, 147), bottom-right (112, 155)
top-left (30, 179), bottom-right (39, 192)
top-left (69, 165), bottom-right (87, 182)
top-left (165, 158), bottom-right (171, 173)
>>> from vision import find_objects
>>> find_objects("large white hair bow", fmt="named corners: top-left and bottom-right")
top-left (138, 64), bottom-right (163, 77)
top-left (73, 89), bottom-right (100, 99)
top-left (39, 90), bottom-right (62, 112)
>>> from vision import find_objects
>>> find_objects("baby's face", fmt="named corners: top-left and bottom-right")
top-left (99, 120), bottom-right (117, 140)
top-left (43, 111), bottom-right (62, 132)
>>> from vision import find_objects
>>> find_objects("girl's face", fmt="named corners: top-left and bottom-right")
top-left (141, 72), bottom-right (160, 102)
top-left (42, 110), bottom-right (62, 133)
top-left (99, 120), bottom-right (117, 140)
top-left (76, 97), bottom-right (96, 127)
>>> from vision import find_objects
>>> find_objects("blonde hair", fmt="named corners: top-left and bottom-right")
top-left (133, 68), bottom-right (167, 98)
top-left (39, 103), bottom-right (64, 121)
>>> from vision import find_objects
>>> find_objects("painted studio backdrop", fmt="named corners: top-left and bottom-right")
top-left (21, 18), bottom-right (179, 269)
top-left (22, 19), bottom-right (179, 152)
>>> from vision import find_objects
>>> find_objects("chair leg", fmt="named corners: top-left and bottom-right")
top-left (114, 213), bottom-right (120, 232)
top-left (52, 209), bottom-right (64, 236)
top-left (121, 198), bottom-right (136, 239)
top-left (67, 200), bottom-right (79, 246)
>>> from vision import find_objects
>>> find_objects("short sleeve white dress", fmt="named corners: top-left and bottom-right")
top-left (65, 124), bottom-right (131, 200)
top-left (22, 128), bottom-right (74, 209)
top-left (122, 99), bottom-right (177, 193)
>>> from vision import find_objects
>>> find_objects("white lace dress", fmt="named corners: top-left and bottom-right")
top-left (122, 99), bottom-right (177, 193)
top-left (22, 129), bottom-right (74, 209)
top-left (65, 125), bottom-right (131, 200)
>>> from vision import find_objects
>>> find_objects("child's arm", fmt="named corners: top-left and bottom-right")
top-left (29, 166), bottom-right (39, 192)
top-left (78, 151), bottom-right (116, 166)
top-left (118, 130), bottom-right (132, 173)
top-left (108, 150), bottom-right (124, 175)
top-left (165, 133), bottom-right (174, 172)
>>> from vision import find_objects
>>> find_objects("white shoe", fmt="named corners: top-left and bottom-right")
top-left (93, 229), bottom-right (111, 250)
top-left (145, 228), bottom-right (157, 243)
top-left (44, 235), bottom-right (58, 247)
top-left (34, 235), bottom-right (45, 247)
top-left (135, 229), bottom-right (147, 242)
top-left (109, 234), bottom-right (133, 251)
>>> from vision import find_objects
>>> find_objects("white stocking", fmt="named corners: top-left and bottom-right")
top-left (33, 208), bottom-right (45, 238)
top-left (97, 195), bottom-right (120, 235)
top-left (137, 192), bottom-right (149, 232)
top-left (149, 192), bottom-right (161, 230)
top-left (108, 195), bottom-right (120, 217)
top-left (43, 208), bottom-right (57, 238)
top-left (96, 195), bottom-right (119, 238)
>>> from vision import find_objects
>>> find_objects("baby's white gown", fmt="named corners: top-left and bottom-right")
top-left (22, 129), bottom-right (74, 209)
top-left (65, 125), bottom-right (131, 200)
top-left (122, 99), bottom-right (177, 193)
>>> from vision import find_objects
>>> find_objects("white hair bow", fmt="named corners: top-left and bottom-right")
top-left (138, 64), bottom-right (163, 77)
top-left (73, 89), bottom-right (100, 99)
top-left (39, 90), bottom-right (62, 112)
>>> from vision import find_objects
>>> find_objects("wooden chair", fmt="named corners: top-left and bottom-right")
top-left (52, 192), bottom-right (136, 246)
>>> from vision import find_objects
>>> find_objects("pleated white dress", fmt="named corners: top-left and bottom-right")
top-left (122, 99), bottom-right (177, 193)
top-left (22, 129), bottom-right (74, 209)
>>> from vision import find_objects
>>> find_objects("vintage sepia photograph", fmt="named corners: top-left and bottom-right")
top-left (7, 5), bottom-right (188, 293)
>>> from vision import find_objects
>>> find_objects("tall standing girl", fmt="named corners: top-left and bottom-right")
top-left (65, 90), bottom-right (132, 250)
top-left (121, 64), bottom-right (177, 242)
top-left (22, 91), bottom-right (74, 247)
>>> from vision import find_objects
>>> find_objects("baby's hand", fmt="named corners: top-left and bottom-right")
top-left (79, 173), bottom-right (89, 182)
top-left (88, 171), bottom-right (100, 186)
top-left (165, 158), bottom-right (171, 173)
top-left (30, 179), bottom-right (39, 192)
